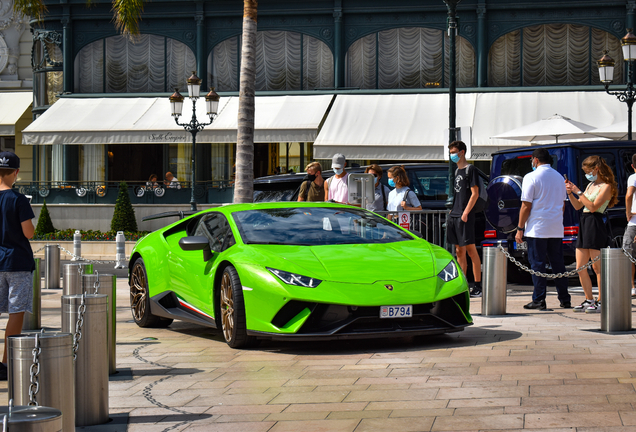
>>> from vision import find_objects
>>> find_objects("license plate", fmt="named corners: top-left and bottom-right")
top-left (380, 305), bottom-right (412, 318)
top-left (514, 241), bottom-right (527, 251)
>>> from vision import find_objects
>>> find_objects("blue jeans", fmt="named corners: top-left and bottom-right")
top-left (526, 237), bottom-right (570, 303)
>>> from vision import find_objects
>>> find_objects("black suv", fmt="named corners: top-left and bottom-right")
top-left (483, 141), bottom-right (636, 280)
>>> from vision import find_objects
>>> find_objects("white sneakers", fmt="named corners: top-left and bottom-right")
top-left (632, 288), bottom-right (636, 298)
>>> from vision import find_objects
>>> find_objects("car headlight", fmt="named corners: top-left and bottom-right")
top-left (437, 261), bottom-right (459, 282)
top-left (267, 268), bottom-right (322, 288)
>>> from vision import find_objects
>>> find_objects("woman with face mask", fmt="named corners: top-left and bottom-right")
top-left (386, 166), bottom-right (422, 212)
top-left (565, 155), bottom-right (618, 313)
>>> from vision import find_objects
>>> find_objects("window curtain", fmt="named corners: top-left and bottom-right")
top-left (81, 145), bottom-right (105, 182)
top-left (209, 31), bottom-right (333, 91)
top-left (176, 143), bottom-right (191, 185)
top-left (444, 33), bottom-right (476, 88)
top-left (210, 37), bottom-right (239, 91)
top-left (346, 34), bottom-right (376, 89)
top-left (255, 31), bottom-right (301, 91)
top-left (346, 27), bottom-right (474, 89)
top-left (75, 35), bottom-right (195, 93)
top-left (489, 25), bottom-right (623, 87)
top-left (51, 144), bottom-right (63, 182)
top-left (303, 35), bottom-right (334, 89)
top-left (210, 143), bottom-right (234, 182)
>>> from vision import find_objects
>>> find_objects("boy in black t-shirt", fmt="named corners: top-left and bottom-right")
top-left (0, 152), bottom-right (35, 380)
top-left (447, 141), bottom-right (482, 297)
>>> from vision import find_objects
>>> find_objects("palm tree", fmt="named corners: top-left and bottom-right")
top-left (234, 0), bottom-right (257, 204)
top-left (14, 0), bottom-right (145, 37)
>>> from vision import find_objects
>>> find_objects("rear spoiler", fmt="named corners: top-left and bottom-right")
top-left (142, 210), bottom-right (198, 222)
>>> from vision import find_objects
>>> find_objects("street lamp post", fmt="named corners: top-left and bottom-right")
top-left (443, 0), bottom-right (461, 209)
top-left (597, 29), bottom-right (636, 141)
top-left (169, 72), bottom-right (220, 211)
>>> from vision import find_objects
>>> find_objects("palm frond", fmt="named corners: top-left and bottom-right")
top-left (13, 0), bottom-right (47, 20)
top-left (112, 0), bottom-right (146, 38)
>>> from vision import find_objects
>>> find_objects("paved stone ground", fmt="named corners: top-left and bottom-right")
top-left (0, 278), bottom-right (635, 432)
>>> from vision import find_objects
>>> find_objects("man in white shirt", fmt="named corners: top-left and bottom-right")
top-left (623, 153), bottom-right (636, 297)
top-left (164, 172), bottom-right (181, 189)
top-left (515, 148), bottom-right (570, 310)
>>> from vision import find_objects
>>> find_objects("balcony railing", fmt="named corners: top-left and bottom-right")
top-left (15, 180), bottom-right (234, 205)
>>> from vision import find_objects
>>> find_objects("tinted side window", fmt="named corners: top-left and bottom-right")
top-left (501, 155), bottom-right (557, 177)
top-left (410, 169), bottom-right (449, 201)
top-left (619, 149), bottom-right (636, 191)
top-left (194, 213), bottom-right (235, 252)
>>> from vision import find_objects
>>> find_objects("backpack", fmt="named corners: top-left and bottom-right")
top-left (456, 164), bottom-right (488, 213)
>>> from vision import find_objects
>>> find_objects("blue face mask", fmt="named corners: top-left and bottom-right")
top-left (388, 178), bottom-right (396, 188)
top-left (532, 164), bottom-right (537, 171)
top-left (334, 168), bottom-right (344, 175)
top-left (450, 153), bottom-right (460, 163)
top-left (585, 173), bottom-right (597, 182)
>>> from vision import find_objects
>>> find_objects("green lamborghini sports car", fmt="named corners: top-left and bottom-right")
top-left (128, 202), bottom-right (472, 348)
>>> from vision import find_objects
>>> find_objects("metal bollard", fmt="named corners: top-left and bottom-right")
top-left (115, 231), bottom-right (126, 269)
top-left (23, 258), bottom-right (41, 331)
top-left (61, 294), bottom-right (109, 427)
top-left (62, 263), bottom-right (94, 296)
top-left (8, 331), bottom-right (75, 432)
top-left (72, 230), bottom-right (81, 261)
top-left (82, 273), bottom-right (117, 374)
top-left (44, 245), bottom-right (60, 290)
top-left (0, 403), bottom-right (63, 432)
top-left (482, 247), bottom-right (507, 316)
top-left (601, 248), bottom-right (632, 332)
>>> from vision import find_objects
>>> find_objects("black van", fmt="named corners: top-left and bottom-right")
top-left (482, 141), bottom-right (636, 280)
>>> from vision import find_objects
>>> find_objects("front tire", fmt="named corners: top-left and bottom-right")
top-left (130, 257), bottom-right (173, 328)
top-left (219, 265), bottom-right (255, 348)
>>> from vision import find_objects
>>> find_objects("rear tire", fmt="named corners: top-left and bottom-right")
top-left (130, 257), bottom-right (173, 328)
top-left (219, 265), bottom-right (256, 348)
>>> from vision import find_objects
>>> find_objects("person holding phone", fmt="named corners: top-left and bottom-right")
top-left (565, 155), bottom-right (618, 313)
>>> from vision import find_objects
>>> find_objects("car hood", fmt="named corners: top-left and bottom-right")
top-left (249, 240), bottom-right (438, 284)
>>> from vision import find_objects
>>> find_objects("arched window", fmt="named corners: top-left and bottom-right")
top-left (346, 27), bottom-right (476, 89)
top-left (74, 35), bottom-right (196, 93)
top-left (489, 24), bottom-right (623, 87)
top-left (208, 31), bottom-right (334, 91)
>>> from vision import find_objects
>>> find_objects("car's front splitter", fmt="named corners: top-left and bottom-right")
top-left (248, 292), bottom-right (472, 341)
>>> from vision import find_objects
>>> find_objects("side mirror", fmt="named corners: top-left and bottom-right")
top-left (408, 229), bottom-right (423, 239)
top-left (179, 236), bottom-right (213, 261)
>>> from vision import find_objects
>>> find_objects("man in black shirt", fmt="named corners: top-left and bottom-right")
top-left (447, 141), bottom-right (482, 297)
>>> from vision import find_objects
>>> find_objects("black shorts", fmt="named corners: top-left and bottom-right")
top-left (447, 214), bottom-right (476, 247)
top-left (576, 212), bottom-right (609, 250)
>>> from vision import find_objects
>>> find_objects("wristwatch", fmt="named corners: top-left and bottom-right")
top-left (517, 226), bottom-right (525, 231)
top-left (577, 190), bottom-right (583, 195)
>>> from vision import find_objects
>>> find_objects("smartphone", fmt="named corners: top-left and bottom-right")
top-left (563, 174), bottom-right (568, 181)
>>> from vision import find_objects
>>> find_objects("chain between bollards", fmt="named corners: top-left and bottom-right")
top-left (497, 245), bottom-right (600, 279)
top-left (72, 293), bottom-right (87, 362)
top-left (28, 333), bottom-right (41, 406)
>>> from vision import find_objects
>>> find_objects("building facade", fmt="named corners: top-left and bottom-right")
top-left (19, 0), bottom-right (636, 203)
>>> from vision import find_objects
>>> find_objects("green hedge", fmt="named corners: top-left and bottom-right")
top-left (33, 229), bottom-right (148, 242)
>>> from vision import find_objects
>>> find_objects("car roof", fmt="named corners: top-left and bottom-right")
top-left (254, 163), bottom-right (454, 184)
top-left (491, 140), bottom-right (636, 156)
top-left (203, 201), bottom-right (360, 214)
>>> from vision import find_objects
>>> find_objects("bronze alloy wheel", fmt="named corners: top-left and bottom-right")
top-left (129, 257), bottom-right (173, 328)
top-left (130, 261), bottom-right (147, 322)
top-left (220, 271), bottom-right (235, 342)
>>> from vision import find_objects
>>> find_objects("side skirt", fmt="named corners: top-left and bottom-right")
top-left (149, 291), bottom-right (217, 328)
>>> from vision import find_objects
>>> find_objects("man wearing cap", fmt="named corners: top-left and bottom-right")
top-left (0, 151), bottom-right (35, 380)
top-left (325, 153), bottom-right (349, 204)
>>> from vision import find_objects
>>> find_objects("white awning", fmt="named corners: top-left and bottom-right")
top-left (22, 95), bottom-right (334, 145)
top-left (313, 92), bottom-right (629, 161)
top-left (0, 92), bottom-right (32, 136)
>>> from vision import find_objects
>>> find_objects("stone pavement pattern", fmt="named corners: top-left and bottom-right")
top-left (0, 279), bottom-right (635, 431)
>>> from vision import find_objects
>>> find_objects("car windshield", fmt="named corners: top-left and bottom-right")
top-left (233, 207), bottom-right (414, 246)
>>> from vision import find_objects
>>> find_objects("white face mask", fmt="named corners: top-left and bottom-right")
top-left (334, 168), bottom-right (344, 175)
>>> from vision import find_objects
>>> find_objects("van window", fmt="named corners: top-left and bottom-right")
top-left (619, 149), bottom-right (636, 188)
top-left (409, 169), bottom-right (449, 201)
top-left (501, 155), bottom-right (557, 177)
